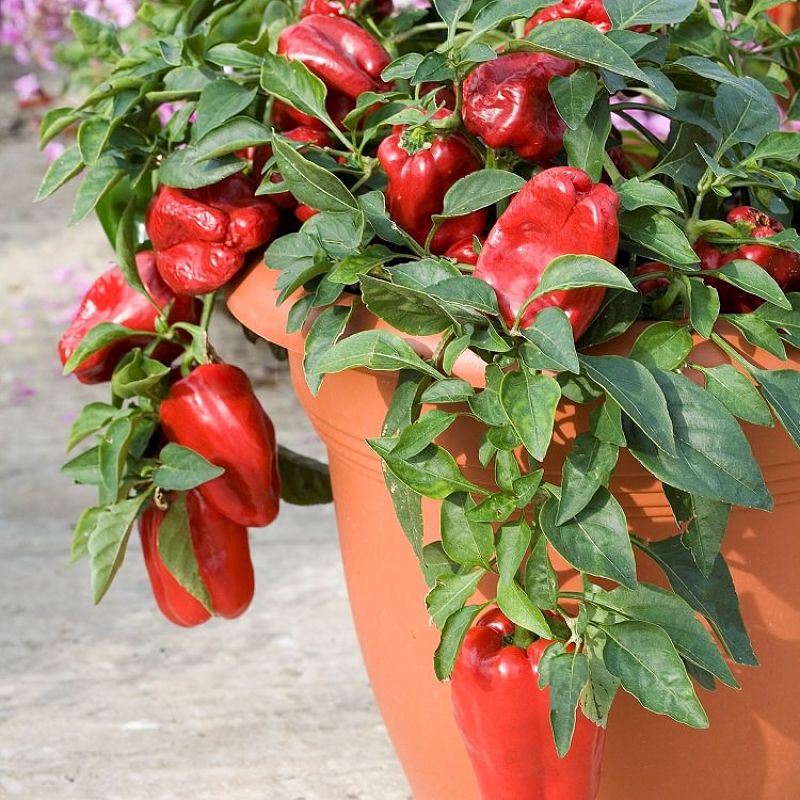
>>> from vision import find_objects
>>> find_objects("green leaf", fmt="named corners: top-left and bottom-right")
top-left (579, 289), bottom-right (643, 347)
top-left (749, 367), bottom-right (800, 448)
top-left (317, 330), bottom-right (442, 380)
top-left (67, 402), bottom-right (118, 451)
top-left (77, 117), bottom-right (112, 166)
top-left (421, 379), bottom-right (475, 404)
top-left (752, 294), bottom-right (800, 348)
top-left (617, 178), bottom-right (683, 213)
top-left (272, 135), bottom-right (357, 214)
top-left (564, 94), bottom-right (611, 183)
top-left (725, 315), bottom-right (787, 360)
top-left (114, 201), bottom-right (147, 298)
top-left (749, 131), bottom-right (800, 163)
top-left (624, 370), bottom-right (771, 510)
top-left (525, 532), bottom-right (558, 609)
top-left (153, 443), bottom-right (225, 491)
top-left (392, 411), bottom-right (458, 460)
top-left (70, 506), bottom-right (101, 563)
top-left (621, 208), bottom-right (700, 266)
top-left (438, 170), bottom-right (526, 218)
top-left (605, 0), bottom-right (696, 27)
top-left (496, 521), bottom-right (531, 582)
top-left (193, 117), bottom-right (271, 162)
top-left (111, 350), bottom-right (170, 400)
top-left (434, 605), bottom-right (484, 680)
top-left (550, 68), bottom-right (598, 130)
top-left (40, 106), bottom-right (82, 148)
top-left (260, 52), bottom-right (332, 127)
top-left (36, 144), bottom-right (84, 202)
top-left (520, 307), bottom-right (580, 374)
top-left (602, 621), bottom-right (708, 728)
top-left (542, 651), bottom-right (590, 757)
top-left (88, 495), bottom-right (148, 604)
top-left (427, 571), bottom-right (485, 629)
top-left (157, 495), bottom-right (213, 612)
top-left (591, 398), bottom-right (626, 446)
top-left (62, 446), bottom-right (102, 485)
top-left (70, 10), bottom-right (122, 61)
top-left (497, 579), bottom-right (552, 638)
top-left (715, 260), bottom-right (792, 310)
top-left (360, 275), bottom-right (451, 335)
top-left (69, 153), bottom-right (126, 225)
top-left (715, 82), bottom-right (779, 154)
top-left (601, 583), bottom-right (737, 687)
top-left (557, 433), bottom-right (619, 523)
top-left (582, 630), bottom-right (620, 725)
top-left (540, 490), bottom-right (637, 588)
top-left (500, 369), bottom-right (561, 462)
top-left (685, 277), bottom-right (720, 338)
top-left (98, 417), bottom-right (133, 504)
top-left (532, 255), bottom-right (635, 299)
top-left (441, 493), bottom-right (494, 570)
top-left (470, 0), bottom-right (553, 38)
top-left (277, 445), bottom-right (332, 506)
top-left (695, 364), bottom-right (773, 427)
top-left (638, 536), bottom-right (757, 666)
top-left (579, 355), bottom-right (675, 455)
top-left (526, 18), bottom-right (651, 83)
top-left (195, 79), bottom-right (257, 138)
top-left (426, 277), bottom-right (501, 320)
top-left (303, 305), bottom-right (355, 396)
top-left (629, 322), bottom-right (693, 371)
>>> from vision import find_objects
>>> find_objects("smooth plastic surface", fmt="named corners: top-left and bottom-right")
top-left (229, 263), bottom-right (800, 800)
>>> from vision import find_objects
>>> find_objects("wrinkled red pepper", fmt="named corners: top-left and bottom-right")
top-left (146, 173), bottom-right (279, 296)
top-left (378, 112), bottom-right (487, 254)
top-left (462, 53), bottom-right (577, 162)
top-left (301, 0), bottom-right (392, 19)
top-left (474, 166), bottom-right (620, 337)
top-left (139, 489), bottom-right (255, 627)
top-left (697, 206), bottom-right (800, 312)
top-left (277, 14), bottom-right (391, 129)
top-left (451, 609), bottom-right (606, 800)
top-left (526, 0), bottom-right (614, 33)
top-left (58, 251), bottom-right (200, 384)
top-left (159, 363), bottom-right (281, 528)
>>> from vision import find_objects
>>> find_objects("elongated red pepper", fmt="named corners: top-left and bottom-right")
top-left (697, 206), bottom-right (800, 312)
top-left (463, 53), bottom-right (577, 162)
top-left (277, 14), bottom-right (391, 129)
top-left (159, 363), bottom-right (280, 528)
top-left (378, 113), bottom-right (487, 254)
top-left (58, 251), bottom-right (200, 384)
top-left (301, 0), bottom-right (393, 19)
top-left (451, 609), bottom-right (605, 800)
top-left (146, 173), bottom-right (279, 296)
top-left (526, 0), bottom-right (614, 33)
top-left (139, 490), bottom-right (255, 627)
top-left (474, 166), bottom-right (619, 337)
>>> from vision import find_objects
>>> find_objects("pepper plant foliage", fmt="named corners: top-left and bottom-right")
top-left (43, 0), bottom-right (800, 753)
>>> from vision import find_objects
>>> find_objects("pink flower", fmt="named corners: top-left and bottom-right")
top-left (13, 72), bottom-right (41, 101)
top-left (44, 140), bottom-right (66, 163)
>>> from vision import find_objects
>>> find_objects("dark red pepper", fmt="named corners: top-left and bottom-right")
top-left (58, 251), bottom-right (200, 384)
top-left (276, 14), bottom-right (391, 129)
top-left (451, 609), bottom-right (606, 800)
top-left (697, 206), bottom-right (800, 313)
top-left (474, 166), bottom-right (620, 337)
top-left (377, 112), bottom-right (487, 254)
top-left (300, 0), bottom-right (393, 19)
top-left (139, 489), bottom-right (255, 627)
top-left (159, 363), bottom-right (281, 528)
top-left (526, 0), bottom-right (614, 33)
top-left (634, 260), bottom-right (670, 295)
top-left (463, 52), bottom-right (577, 162)
top-left (444, 236), bottom-right (483, 267)
top-left (146, 173), bottom-right (280, 296)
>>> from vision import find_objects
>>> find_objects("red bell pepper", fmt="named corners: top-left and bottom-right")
top-left (159, 363), bottom-right (281, 528)
top-left (58, 251), bottom-right (200, 384)
top-left (462, 53), bottom-right (577, 162)
top-left (451, 609), bottom-right (606, 800)
top-left (146, 173), bottom-right (280, 296)
top-left (301, 0), bottom-right (393, 19)
top-left (277, 14), bottom-right (391, 129)
top-left (474, 166), bottom-right (620, 337)
top-left (697, 206), bottom-right (800, 313)
top-left (525, 0), bottom-right (614, 34)
top-left (377, 113), bottom-right (488, 254)
top-left (139, 489), bottom-right (255, 627)
top-left (444, 236), bottom-right (483, 267)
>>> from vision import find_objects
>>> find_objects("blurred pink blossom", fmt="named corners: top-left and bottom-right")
top-left (44, 140), bottom-right (66, 162)
top-left (13, 72), bottom-right (41, 101)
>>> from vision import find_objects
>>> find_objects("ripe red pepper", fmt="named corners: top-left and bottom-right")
top-left (139, 490), bottom-right (255, 627)
top-left (444, 236), bottom-right (484, 267)
top-left (58, 251), bottom-right (200, 384)
top-left (301, 0), bottom-right (393, 19)
top-left (697, 206), bottom-right (800, 313)
top-left (634, 260), bottom-right (670, 295)
top-left (159, 363), bottom-right (281, 528)
top-left (277, 14), bottom-right (391, 129)
top-left (474, 166), bottom-right (620, 337)
top-left (451, 609), bottom-right (605, 800)
top-left (377, 113), bottom-right (487, 254)
top-left (463, 53), bottom-right (577, 162)
top-left (146, 173), bottom-right (280, 296)
top-left (525, 0), bottom-right (614, 33)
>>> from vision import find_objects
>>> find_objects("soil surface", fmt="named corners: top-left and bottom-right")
top-left (0, 57), bottom-right (410, 800)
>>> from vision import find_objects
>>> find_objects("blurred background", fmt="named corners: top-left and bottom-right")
top-left (0, 4), bottom-right (409, 797)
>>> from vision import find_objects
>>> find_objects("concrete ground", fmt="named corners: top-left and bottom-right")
top-left (0, 58), bottom-right (410, 799)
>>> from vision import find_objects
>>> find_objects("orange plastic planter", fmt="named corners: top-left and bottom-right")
top-left (229, 264), bottom-right (800, 800)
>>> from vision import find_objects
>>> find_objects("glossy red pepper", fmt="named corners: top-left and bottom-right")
top-left (277, 14), bottom-right (391, 129)
top-left (451, 609), bottom-right (606, 800)
top-left (301, 0), bottom-right (393, 19)
top-left (378, 113), bottom-right (488, 254)
top-left (146, 173), bottom-right (280, 296)
top-left (697, 206), bottom-right (800, 313)
top-left (474, 166), bottom-right (620, 337)
top-left (634, 260), bottom-right (670, 295)
top-left (463, 52), bottom-right (577, 162)
top-left (139, 490), bottom-right (255, 627)
top-left (58, 251), bottom-right (200, 384)
top-left (444, 236), bottom-right (484, 267)
top-left (159, 363), bottom-right (281, 528)
top-left (526, 0), bottom-right (614, 33)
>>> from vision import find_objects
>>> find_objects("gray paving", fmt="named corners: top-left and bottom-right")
top-left (0, 57), bottom-right (410, 800)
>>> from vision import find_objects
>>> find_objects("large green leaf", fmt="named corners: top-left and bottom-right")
top-left (500, 369), bottom-right (561, 462)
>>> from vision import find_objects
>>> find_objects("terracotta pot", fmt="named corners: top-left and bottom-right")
top-left (228, 264), bottom-right (800, 800)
